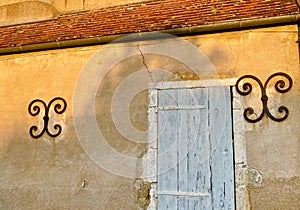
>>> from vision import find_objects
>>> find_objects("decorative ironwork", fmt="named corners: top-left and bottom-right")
top-left (28, 97), bottom-right (67, 138)
top-left (235, 72), bottom-right (293, 123)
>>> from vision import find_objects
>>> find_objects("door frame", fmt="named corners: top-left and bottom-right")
top-left (145, 78), bottom-right (249, 210)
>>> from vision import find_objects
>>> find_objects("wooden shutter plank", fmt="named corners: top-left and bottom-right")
top-left (177, 89), bottom-right (188, 210)
top-left (186, 88), bottom-right (210, 194)
top-left (178, 88), bottom-right (212, 209)
top-left (158, 89), bottom-right (179, 209)
top-left (209, 86), bottom-right (235, 210)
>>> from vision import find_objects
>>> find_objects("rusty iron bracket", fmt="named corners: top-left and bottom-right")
top-left (235, 72), bottom-right (293, 123)
top-left (28, 97), bottom-right (67, 138)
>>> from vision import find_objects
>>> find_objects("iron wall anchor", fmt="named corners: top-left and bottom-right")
top-left (235, 72), bottom-right (292, 123)
top-left (28, 97), bottom-right (67, 138)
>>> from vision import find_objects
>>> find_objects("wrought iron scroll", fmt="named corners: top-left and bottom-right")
top-left (28, 97), bottom-right (67, 138)
top-left (235, 72), bottom-right (292, 123)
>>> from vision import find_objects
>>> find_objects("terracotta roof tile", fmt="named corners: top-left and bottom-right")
top-left (0, 0), bottom-right (299, 48)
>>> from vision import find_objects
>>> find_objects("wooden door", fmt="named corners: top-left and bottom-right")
top-left (157, 86), bottom-right (235, 210)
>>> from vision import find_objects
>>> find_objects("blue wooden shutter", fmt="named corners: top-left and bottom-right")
top-left (157, 86), bottom-right (235, 210)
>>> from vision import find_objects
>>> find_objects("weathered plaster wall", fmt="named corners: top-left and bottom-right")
top-left (192, 24), bottom-right (300, 209)
top-left (52, 0), bottom-right (149, 12)
top-left (0, 25), bottom-right (298, 209)
top-left (0, 0), bottom-right (151, 26)
top-left (0, 47), bottom-right (140, 209)
top-left (0, 1), bottom-right (58, 26)
top-left (0, 0), bottom-right (147, 10)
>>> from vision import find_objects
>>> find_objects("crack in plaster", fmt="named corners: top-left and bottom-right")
top-left (137, 45), bottom-right (154, 82)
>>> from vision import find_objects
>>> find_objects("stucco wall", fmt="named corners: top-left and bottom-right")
top-left (195, 25), bottom-right (300, 209)
top-left (53, 0), bottom-right (150, 12)
top-left (0, 25), bottom-right (299, 209)
top-left (0, 0), bottom-right (147, 10)
top-left (0, 0), bottom-right (151, 26)
top-left (0, 1), bottom-right (58, 26)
